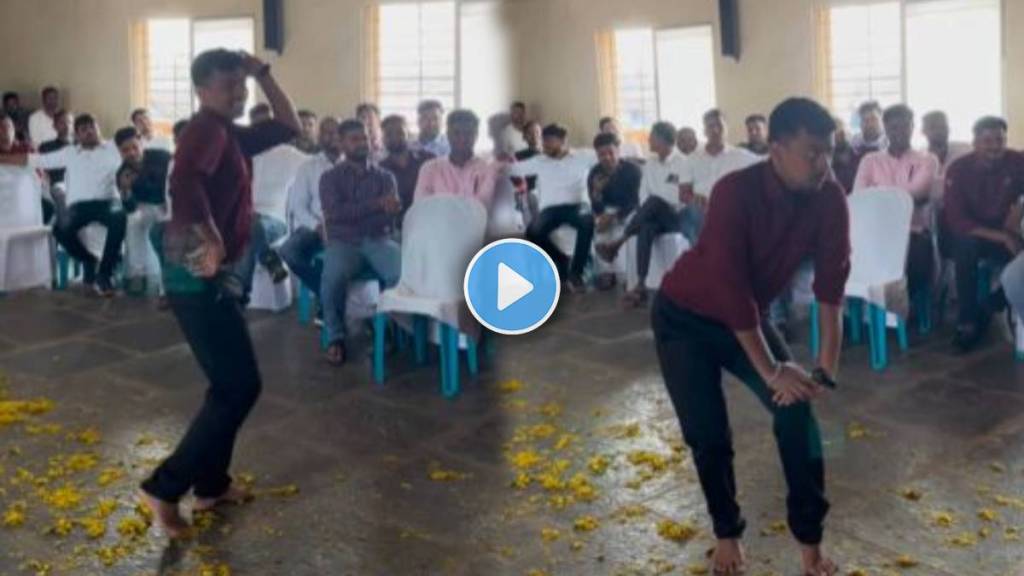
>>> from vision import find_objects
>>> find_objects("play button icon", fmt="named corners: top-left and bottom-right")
top-left (465, 239), bottom-right (561, 335)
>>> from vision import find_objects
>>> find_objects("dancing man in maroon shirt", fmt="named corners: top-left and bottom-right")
top-left (652, 98), bottom-right (849, 576)
top-left (139, 49), bottom-right (300, 538)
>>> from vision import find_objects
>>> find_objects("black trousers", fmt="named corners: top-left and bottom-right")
top-left (906, 230), bottom-right (935, 299)
top-left (651, 292), bottom-right (829, 545)
top-left (951, 234), bottom-right (1012, 327)
top-left (623, 196), bottom-right (682, 283)
top-left (141, 281), bottom-right (262, 502)
top-left (525, 203), bottom-right (594, 280)
top-left (53, 200), bottom-right (127, 280)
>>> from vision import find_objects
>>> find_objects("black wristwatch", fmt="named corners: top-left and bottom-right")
top-left (812, 367), bottom-right (838, 390)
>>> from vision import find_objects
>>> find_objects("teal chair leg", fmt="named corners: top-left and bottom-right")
top-left (467, 337), bottom-right (479, 376)
top-left (319, 323), bottom-right (329, 350)
top-left (441, 324), bottom-right (460, 398)
top-left (869, 305), bottom-right (888, 371)
top-left (56, 250), bottom-right (69, 290)
top-left (897, 316), bottom-right (909, 352)
top-left (439, 325), bottom-right (452, 396)
top-left (414, 316), bottom-right (427, 365)
top-left (373, 313), bottom-right (387, 385)
top-left (847, 299), bottom-right (862, 345)
top-left (809, 301), bottom-right (820, 360)
top-left (297, 284), bottom-right (312, 325)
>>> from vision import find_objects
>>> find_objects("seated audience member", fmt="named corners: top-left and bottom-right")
top-left (923, 110), bottom-right (973, 257)
top-left (241, 111), bottom-right (311, 290)
top-left (273, 116), bottom-right (341, 314)
top-left (356, 103), bottom-right (385, 161)
top-left (319, 119), bottom-right (401, 366)
top-left (690, 110), bottom-right (761, 203)
top-left (853, 104), bottom-right (939, 300)
top-left (130, 108), bottom-right (173, 151)
top-left (517, 121), bottom-right (542, 162)
top-left (676, 127), bottom-right (698, 156)
top-left (739, 114), bottom-right (770, 156)
top-left (851, 100), bottom-right (889, 156)
top-left (596, 122), bottom-right (694, 304)
top-left (0, 115), bottom-right (32, 155)
top-left (0, 114), bottom-right (124, 296)
top-left (599, 116), bottom-right (644, 160)
top-left (147, 119), bottom-right (191, 310)
top-left (380, 114), bottom-right (434, 220)
top-left (413, 99), bottom-right (450, 157)
top-left (28, 86), bottom-right (60, 147)
top-left (500, 101), bottom-right (529, 157)
top-left (513, 123), bottom-right (596, 291)
top-left (294, 109), bottom-right (320, 154)
top-left (414, 109), bottom-right (502, 210)
top-left (943, 116), bottom-right (1024, 352)
top-left (114, 127), bottom-right (172, 295)
top-left (831, 116), bottom-right (857, 194)
top-left (587, 132), bottom-right (642, 291)
top-left (249, 103), bottom-right (272, 125)
top-left (3, 92), bottom-right (28, 142)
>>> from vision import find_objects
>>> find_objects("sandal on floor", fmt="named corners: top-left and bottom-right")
top-left (325, 342), bottom-right (347, 366)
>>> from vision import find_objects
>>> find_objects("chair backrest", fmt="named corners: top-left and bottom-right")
top-left (399, 195), bottom-right (488, 300)
top-left (847, 186), bottom-right (914, 287)
top-left (252, 144), bottom-right (310, 221)
top-left (0, 166), bottom-right (42, 229)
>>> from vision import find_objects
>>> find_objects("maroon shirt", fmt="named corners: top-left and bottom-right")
top-left (943, 150), bottom-right (1024, 237)
top-left (168, 108), bottom-right (297, 261)
top-left (661, 162), bottom-right (851, 331)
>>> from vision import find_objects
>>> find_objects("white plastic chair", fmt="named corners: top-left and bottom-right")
top-left (375, 196), bottom-right (488, 397)
top-left (811, 186), bottom-right (913, 370)
top-left (0, 166), bottom-right (52, 292)
top-left (624, 233), bottom-right (690, 291)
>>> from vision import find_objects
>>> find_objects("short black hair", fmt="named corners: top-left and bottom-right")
top-left (130, 108), bottom-right (148, 123)
top-left (598, 116), bottom-right (616, 131)
top-left (541, 123), bottom-right (568, 140)
top-left (703, 109), bottom-right (725, 124)
top-left (298, 109), bottom-right (317, 120)
top-left (650, 121), bottom-right (677, 146)
top-left (745, 114), bottom-right (767, 126)
top-left (190, 49), bottom-right (245, 88)
top-left (41, 86), bottom-right (59, 98)
top-left (882, 104), bottom-right (914, 125)
top-left (338, 118), bottom-right (366, 139)
top-left (511, 101), bottom-right (527, 111)
top-left (593, 132), bottom-right (620, 149)
top-left (3, 92), bottom-right (18, 104)
top-left (73, 114), bottom-right (96, 132)
top-left (973, 116), bottom-right (1008, 137)
top-left (356, 103), bottom-right (380, 117)
top-left (381, 114), bottom-right (406, 129)
top-left (114, 126), bottom-right (139, 147)
top-left (447, 109), bottom-right (479, 130)
top-left (173, 119), bottom-right (189, 138)
top-left (418, 99), bottom-right (444, 115)
top-left (768, 97), bottom-right (836, 143)
top-left (857, 100), bottom-right (883, 117)
top-left (922, 110), bottom-right (947, 125)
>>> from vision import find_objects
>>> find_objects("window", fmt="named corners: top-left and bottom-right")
top-left (613, 26), bottom-right (717, 135)
top-left (826, 0), bottom-right (1002, 141)
top-left (378, 2), bottom-right (457, 122)
top-left (142, 17), bottom-right (256, 127)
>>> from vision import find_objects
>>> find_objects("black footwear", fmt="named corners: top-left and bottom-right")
top-left (261, 250), bottom-right (289, 284)
top-left (94, 276), bottom-right (116, 298)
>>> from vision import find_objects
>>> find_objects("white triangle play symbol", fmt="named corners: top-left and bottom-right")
top-left (497, 262), bottom-right (534, 311)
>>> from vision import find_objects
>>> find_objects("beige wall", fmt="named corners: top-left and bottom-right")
top-left (0, 0), bottom-right (1021, 146)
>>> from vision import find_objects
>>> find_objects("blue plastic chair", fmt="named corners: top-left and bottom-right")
top-left (372, 314), bottom-right (481, 398)
top-left (810, 297), bottom-right (907, 370)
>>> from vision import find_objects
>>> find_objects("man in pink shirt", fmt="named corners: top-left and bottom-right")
top-left (414, 109), bottom-right (501, 211)
top-left (853, 104), bottom-right (939, 299)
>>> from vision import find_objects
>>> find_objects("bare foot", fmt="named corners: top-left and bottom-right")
top-left (193, 484), bottom-right (254, 512)
top-left (710, 539), bottom-right (746, 575)
top-left (800, 544), bottom-right (838, 576)
top-left (139, 490), bottom-right (191, 539)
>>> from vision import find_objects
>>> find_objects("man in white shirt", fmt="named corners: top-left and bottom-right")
top-left (690, 109), bottom-right (762, 201)
top-left (676, 127), bottom-right (699, 156)
top-left (130, 108), bottom-right (174, 152)
top-left (599, 116), bottom-right (644, 160)
top-left (28, 86), bottom-right (61, 147)
top-left (0, 114), bottom-right (125, 296)
top-left (497, 101), bottom-right (529, 158)
top-left (513, 123), bottom-right (596, 291)
top-left (596, 122), bottom-right (694, 305)
top-left (276, 116), bottom-right (341, 310)
top-left (412, 99), bottom-right (451, 157)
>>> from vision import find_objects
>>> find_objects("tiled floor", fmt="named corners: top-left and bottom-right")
top-left (1, 288), bottom-right (1023, 575)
